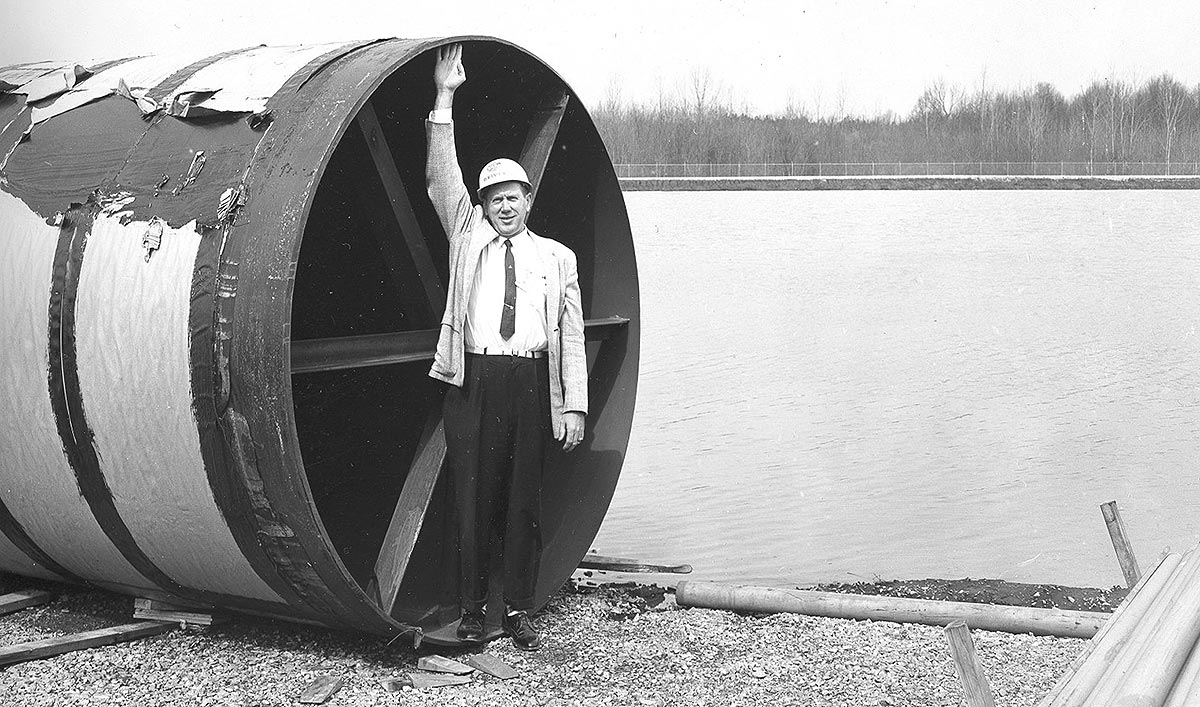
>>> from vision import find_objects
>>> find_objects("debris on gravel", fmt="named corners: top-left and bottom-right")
top-left (0, 573), bottom-right (1099, 706)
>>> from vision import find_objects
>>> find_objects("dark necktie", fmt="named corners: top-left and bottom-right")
top-left (500, 238), bottom-right (516, 340)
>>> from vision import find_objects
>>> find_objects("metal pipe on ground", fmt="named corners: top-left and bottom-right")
top-left (674, 582), bottom-right (1106, 639)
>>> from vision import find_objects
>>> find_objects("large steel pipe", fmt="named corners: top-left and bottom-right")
top-left (0, 37), bottom-right (639, 642)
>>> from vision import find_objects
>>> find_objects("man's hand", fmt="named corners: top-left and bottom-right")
top-left (434, 43), bottom-right (466, 95)
top-left (557, 411), bottom-right (586, 453)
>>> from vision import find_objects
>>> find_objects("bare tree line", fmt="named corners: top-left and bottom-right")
top-left (591, 72), bottom-right (1200, 167)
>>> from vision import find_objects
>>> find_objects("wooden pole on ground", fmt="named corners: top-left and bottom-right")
top-left (1080, 549), bottom-right (1200, 706)
top-left (1037, 552), bottom-right (1180, 707)
top-left (1101, 501), bottom-right (1141, 588)
top-left (674, 582), bottom-right (1106, 638)
top-left (944, 620), bottom-right (997, 707)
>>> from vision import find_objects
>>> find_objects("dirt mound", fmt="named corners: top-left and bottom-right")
top-left (812, 577), bottom-right (1128, 613)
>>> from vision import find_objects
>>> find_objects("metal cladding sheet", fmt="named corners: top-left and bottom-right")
top-left (0, 190), bottom-right (150, 588)
top-left (0, 62), bottom-right (65, 92)
top-left (11, 65), bottom-right (90, 102)
top-left (74, 214), bottom-right (285, 603)
top-left (29, 54), bottom-right (205, 125)
top-left (166, 43), bottom-right (355, 116)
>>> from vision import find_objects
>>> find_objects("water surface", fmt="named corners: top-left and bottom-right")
top-left (593, 190), bottom-right (1200, 589)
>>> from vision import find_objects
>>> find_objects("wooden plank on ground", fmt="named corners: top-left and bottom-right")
top-left (373, 415), bottom-right (447, 614)
top-left (417, 654), bottom-right (473, 675)
top-left (406, 672), bottom-right (471, 689)
top-left (298, 675), bottom-right (344, 704)
top-left (466, 653), bottom-right (519, 679)
top-left (0, 589), bottom-right (53, 616)
top-left (0, 621), bottom-right (175, 666)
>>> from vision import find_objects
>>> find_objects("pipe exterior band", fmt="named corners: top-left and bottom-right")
top-left (74, 214), bottom-right (284, 604)
top-left (0, 191), bottom-right (150, 588)
top-left (0, 532), bottom-right (61, 582)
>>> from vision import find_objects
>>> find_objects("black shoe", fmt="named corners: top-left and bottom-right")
top-left (456, 612), bottom-right (484, 642)
top-left (503, 610), bottom-right (541, 651)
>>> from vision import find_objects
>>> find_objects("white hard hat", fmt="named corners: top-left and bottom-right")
top-left (478, 158), bottom-right (531, 197)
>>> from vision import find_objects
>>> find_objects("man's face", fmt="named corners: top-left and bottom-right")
top-left (483, 181), bottom-right (532, 237)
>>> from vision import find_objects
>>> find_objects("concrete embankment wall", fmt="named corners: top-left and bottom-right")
top-left (619, 176), bottom-right (1200, 191)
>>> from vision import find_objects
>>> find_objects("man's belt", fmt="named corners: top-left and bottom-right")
top-left (466, 346), bottom-right (547, 359)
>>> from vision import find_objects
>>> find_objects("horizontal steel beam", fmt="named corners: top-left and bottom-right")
top-left (290, 316), bottom-right (630, 374)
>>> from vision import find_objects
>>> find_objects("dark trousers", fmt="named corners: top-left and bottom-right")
top-left (443, 353), bottom-right (551, 613)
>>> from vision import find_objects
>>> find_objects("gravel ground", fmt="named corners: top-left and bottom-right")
top-left (0, 575), bottom-right (1096, 707)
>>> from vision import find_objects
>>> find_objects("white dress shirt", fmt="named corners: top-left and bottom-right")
top-left (427, 109), bottom-right (548, 353)
top-left (466, 230), bottom-right (548, 353)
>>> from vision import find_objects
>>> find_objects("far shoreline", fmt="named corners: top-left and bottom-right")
top-left (619, 175), bottom-right (1200, 191)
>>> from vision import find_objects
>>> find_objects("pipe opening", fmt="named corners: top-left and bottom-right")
top-left (289, 40), bottom-right (637, 630)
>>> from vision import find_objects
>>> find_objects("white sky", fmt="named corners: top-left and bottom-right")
top-left (3, 0), bottom-right (1200, 118)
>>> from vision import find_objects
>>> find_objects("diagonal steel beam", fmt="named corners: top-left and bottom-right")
top-left (372, 415), bottom-right (446, 615)
top-left (518, 87), bottom-right (569, 201)
top-left (357, 100), bottom-right (446, 312)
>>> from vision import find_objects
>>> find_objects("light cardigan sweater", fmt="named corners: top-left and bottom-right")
top-left (425, 120), bottom-right (588, 434)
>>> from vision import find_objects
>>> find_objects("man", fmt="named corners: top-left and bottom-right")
top-left (425, 43), bottom-right (587, 651)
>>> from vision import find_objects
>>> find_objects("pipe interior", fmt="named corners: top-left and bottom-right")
top-left (290, 41), bottom-right (603, 613)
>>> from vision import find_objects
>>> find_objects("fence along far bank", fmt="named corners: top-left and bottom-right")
top-left (614, 161), bottom-right (1200, 179)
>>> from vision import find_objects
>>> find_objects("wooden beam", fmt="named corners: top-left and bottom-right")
top-left (519, 87), bottom-right (569, 199)
top-left (373, 415), bottom-right (447, 615)
top-left (944, 620), bottom-right (997, 707)
top-left (1101, 500), bottom-right (1141, 588)
top-left (356, 100), bottom-right (446, 311)
top-left (290, 317), bottom-right (627, 374)
top-left (0, 621), bottom-right (174, 667)
top-left (0, 589), bottom-right (53, 616)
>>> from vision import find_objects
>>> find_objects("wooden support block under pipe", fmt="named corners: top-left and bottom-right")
top-left (1038, 552), bottom-right (1181, 707)
top-left (1101, 501), bottom-right (1141, 589)
top-left (1079, 548), bottom-right (1200, 706)
top-left (674, 582), bottom-right (1106, 638)
top-left (0, 589), bottom-right (53, 616)
top-left (944, 621), bottom-right (997, 707)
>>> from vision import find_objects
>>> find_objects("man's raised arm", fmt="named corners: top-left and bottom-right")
top-left (426, 43), bottom-right (473, 241)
